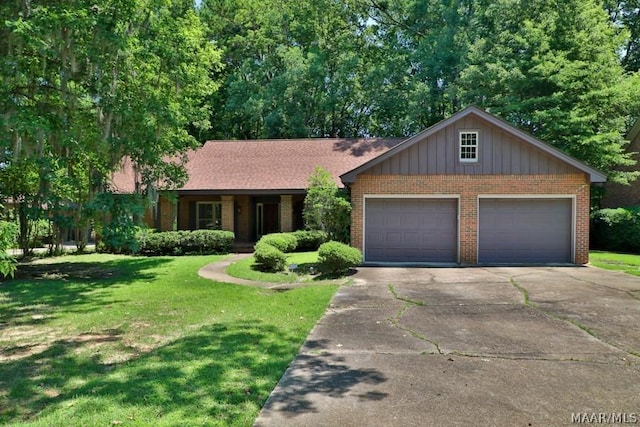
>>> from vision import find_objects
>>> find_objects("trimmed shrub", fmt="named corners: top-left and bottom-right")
top-left (318, 241), bottom-right (362, 274)
top-left (254, 241), bottom-right (287, 272)
top-left (140, 230), bottom-right (234, 256)
top-left (181, 229), bottom-right (235, 254)
top-left (258, 233), bottom-right (298, 252)
top-left (291, 230), bottom-right (328, 252)
top-left (591, 207), bottom-right (640, 253)
top-left (141, 231), bottom-right (186, 255)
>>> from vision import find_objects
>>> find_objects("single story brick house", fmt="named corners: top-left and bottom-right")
top-left (113, 106), bottom-right (606, 264)
top-left (111, 137), bottom-right (403, 248)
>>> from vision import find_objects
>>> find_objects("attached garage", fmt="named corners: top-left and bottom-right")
top-left (364, 198), bottom-right (458, 263)
top-left (341, 107), bottom-right (607, 265)
top-left (478, 198), bottom-right (573, 264)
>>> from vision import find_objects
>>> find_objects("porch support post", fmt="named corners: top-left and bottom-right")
top-left (221, 195), bottom-right (235, 233)
top-left (280, 195), bottom-right (293, 232)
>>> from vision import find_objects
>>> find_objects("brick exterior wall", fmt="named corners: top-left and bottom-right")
top-left (221, 195), bottom-right (235, 233)
top-left (350, 174), bottom-right (591, 264)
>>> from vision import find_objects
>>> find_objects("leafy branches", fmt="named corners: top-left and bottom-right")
top-left (303, 167), bottom-right (351, 243)
top-left (0, 0), bottom-right (221, 252)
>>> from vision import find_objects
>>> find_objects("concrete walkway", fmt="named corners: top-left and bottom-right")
top-left (255, 266), bottom-right (640, 426)
top-left (197, 253), bottom-right (334, 290)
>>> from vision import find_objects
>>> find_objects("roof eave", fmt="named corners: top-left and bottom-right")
top-left (177, 188), bottom-right (310, 196)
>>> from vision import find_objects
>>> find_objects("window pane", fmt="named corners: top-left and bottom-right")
top-left (197, 202), bottom-right (222, 230)
top-left (460, 132), bottom-right (478, 161)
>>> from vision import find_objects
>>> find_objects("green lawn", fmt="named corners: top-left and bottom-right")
top-left (0, 254), bottom-right (338, 426)
top-left (589, 251), bottom-right (640, 276)
top-left (226, 251), bottom-right (321, 283)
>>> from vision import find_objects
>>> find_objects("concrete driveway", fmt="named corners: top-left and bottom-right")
top-left (255, 266), bottom-right (640, 427)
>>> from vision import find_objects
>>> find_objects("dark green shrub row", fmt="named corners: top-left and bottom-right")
top-left (318, 241), bottom-right (362, 274)
top-left (591, 207), bottom-right (640, 253)
top-left (140, 230), bottom-right (234, 255)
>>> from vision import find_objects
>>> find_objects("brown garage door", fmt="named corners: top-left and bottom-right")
top-left (478, 198), bottom-right (572, 264)
top-left (364, 198), bottom-right (458, 263)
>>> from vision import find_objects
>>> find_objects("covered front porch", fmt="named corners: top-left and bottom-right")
top-left (150, 192), bottom-right (305, 247)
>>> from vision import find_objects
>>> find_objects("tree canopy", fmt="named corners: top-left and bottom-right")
top-left (200, 0), bottom-right (640, 182)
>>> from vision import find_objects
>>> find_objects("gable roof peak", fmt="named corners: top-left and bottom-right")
top-left (340, 106), bottom-right (606, 183)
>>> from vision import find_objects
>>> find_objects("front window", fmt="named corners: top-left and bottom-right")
top-left (459, 131), bottom-right (478, 163)
top-left (196, 202), bottom-right (222, 230)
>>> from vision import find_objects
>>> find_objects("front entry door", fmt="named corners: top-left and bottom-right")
top-left (256, 202), bottom-right (280, 238)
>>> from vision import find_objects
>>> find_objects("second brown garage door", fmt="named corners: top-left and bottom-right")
top-left (364, 198), bottom-right (458, 263)
top-left (478, 198), bottom-right (573, 264)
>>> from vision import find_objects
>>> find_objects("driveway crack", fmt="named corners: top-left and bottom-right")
top-left (564, 272), bottom-right (640, 303)
top-left (509, 277), bottom-right (640, 360)
top-left (446, 351), bottom-right (635, 366)
top-left (387, 284), bottom-right (443, 354)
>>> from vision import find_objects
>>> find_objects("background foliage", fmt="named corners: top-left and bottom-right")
top-left (200, 0), bottom-right (640, 184)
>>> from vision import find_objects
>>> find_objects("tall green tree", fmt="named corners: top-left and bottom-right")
top-left (605, 0), bottom-right (640, 72)
top-left (200, 0), bottom-right (375, 138)
top-left (0, 0), bottom-right (220, 252)
top-left (366, 0), bottom-right (475, 132)
top-left (303, 167), bottom-right (351, 243)
top-left (458, 0), bottom-right (640, 183)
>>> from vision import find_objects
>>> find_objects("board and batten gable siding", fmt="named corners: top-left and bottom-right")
top-left (365, 115), bottom-right (580, 176)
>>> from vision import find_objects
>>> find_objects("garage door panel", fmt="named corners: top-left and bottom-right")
top-left (479, 198), bottom-right (572, 264)
top-left (365, 198), bottom-right (458, 263)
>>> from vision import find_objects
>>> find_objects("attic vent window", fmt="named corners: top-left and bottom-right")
top-left (459, 131), bottom-right (478, 163)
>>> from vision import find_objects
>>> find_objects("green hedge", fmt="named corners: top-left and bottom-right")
top-left (591, 207), bottom-right (640, 253)
top-left (318, 241), bottom-right (362, 274)
top-left (258, 233), bottom-right (298, 252)
top-left (253, 240), bottom-right (287, 272)
top-left (291, 230), bottom-right (328, 251)
top-left (140, 230), bottom-right (234, 255)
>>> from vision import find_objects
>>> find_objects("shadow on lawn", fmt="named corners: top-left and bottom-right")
top-left (0, 321), bottom-right (388, 425)
top-left (0, 257), bottom-right (172, 327)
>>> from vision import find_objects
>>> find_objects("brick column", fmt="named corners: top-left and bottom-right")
top-left (458, 193), bottom-right (477, 264)
top-left (221, 195), bottom-right (235, 232)
top-left (280, 195), bottom-right (293, 232)
top-left (575, 184), bottom-right (591, 265)
top-left (160, 195), bottom-right (177, 231)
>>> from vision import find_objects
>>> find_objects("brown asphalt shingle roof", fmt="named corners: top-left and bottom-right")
top-left (111, 138), bottom-right (403, 193)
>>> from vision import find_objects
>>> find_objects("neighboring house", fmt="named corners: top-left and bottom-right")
top-left (340, 106), bottom-right (606, 265)
top-left (601, 116), bottom-right (640, 208)
top-left (110, 138), bottom-right (402, 246)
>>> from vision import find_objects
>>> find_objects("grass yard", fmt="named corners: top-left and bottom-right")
top-left (0, 254), bottom-right (338, 426)
top-left (226, 252), bottom-right (322, 283)
top-left (589, 251), bottom-right (640, 276)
